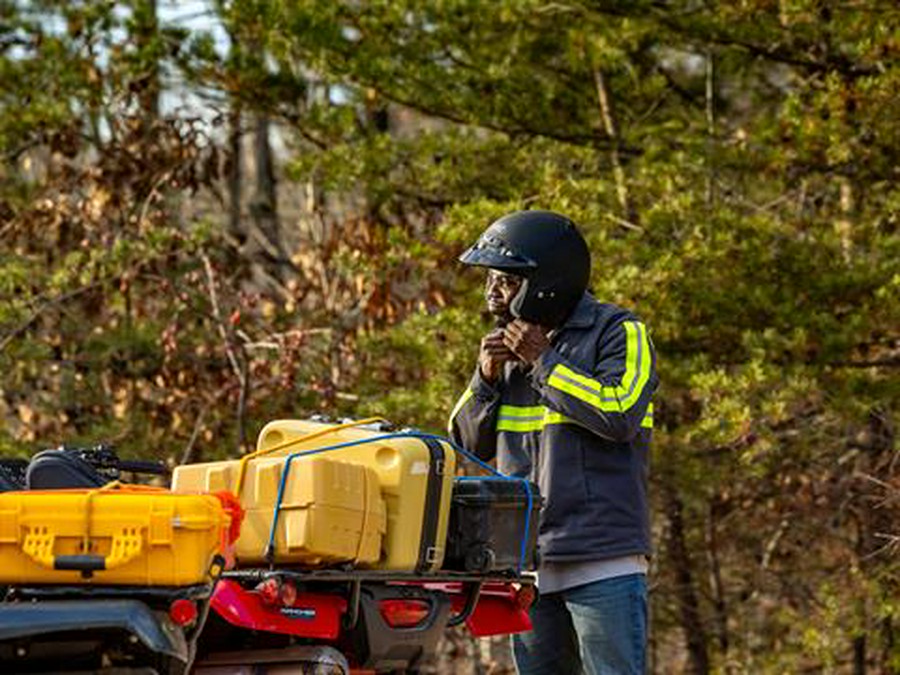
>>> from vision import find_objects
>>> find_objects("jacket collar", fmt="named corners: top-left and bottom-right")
top-left (548, 292), bottom-right (594, 340)
top-left (560, 292), bottom-right (595, 329)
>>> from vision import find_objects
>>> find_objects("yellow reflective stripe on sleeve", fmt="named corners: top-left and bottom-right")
top-left (547, 321), bottom-right (651, 413)
top-left (496, 405), bottom-right (577, 432)
top-left (497, 419), bottom-right (543, 432)
top-left (496, 404), bottom-right (545, 432)
top-left (447, 387), bottom-right (474, 434)
top-left (641, 403), bottom-right (654, 429)
top-left (547, 369), bottom-right (615, 410)
top-left (543, 410), bottom-right (576, 426)
top-left (622, 324), bottom-right (652, 411)
top-left (499, 405), bottom-right (546, 418)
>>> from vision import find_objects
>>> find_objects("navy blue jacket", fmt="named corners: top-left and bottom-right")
top-left (449, 293), bottom-right (657, 561)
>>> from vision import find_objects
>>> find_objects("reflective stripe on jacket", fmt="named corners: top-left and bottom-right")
top-left (448, 293), bottom-right (657, 562)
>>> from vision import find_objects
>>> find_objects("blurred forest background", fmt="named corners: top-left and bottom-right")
top-left (2, 1), bottom-right (899, 672)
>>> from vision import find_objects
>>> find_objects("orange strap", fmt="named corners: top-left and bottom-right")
top-left (212, 490), bottom-right (245, 546)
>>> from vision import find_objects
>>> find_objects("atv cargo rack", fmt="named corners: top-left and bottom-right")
top-left (219, 567), bottom-right (534, 629)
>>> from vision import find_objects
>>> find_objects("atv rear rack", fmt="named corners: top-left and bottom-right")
top-left (220, 568), bottom-right (535, 629)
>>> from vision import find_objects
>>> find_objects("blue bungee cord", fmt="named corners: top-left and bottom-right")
top-left (264, 431), bottom-right (536, 574)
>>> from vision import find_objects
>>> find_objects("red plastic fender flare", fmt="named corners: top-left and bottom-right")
top-left (211, 579), bottom-right (347, 640)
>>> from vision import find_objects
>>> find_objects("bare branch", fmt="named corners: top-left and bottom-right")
top-left (180, 405), bottom-right (208, 466)
top-left (600, 211), bottom-right (644, 233)
top-left (593, 67), bottom-right (635, 223)
top-left (201, 252), bottom-right (249, 453)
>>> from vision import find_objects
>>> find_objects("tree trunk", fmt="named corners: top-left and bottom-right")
top-left (227, 101), bottom-right (243, 240)
top-left (663, 480), bottom-right (710, 675)
top-left (133, 0), bottom-right (160, 121)
top-left (705, 47), bottom-right (716, 208)
top-left (882, 616), bottom-right (896, 675)
top-left (249, 113), bottom-right (287, 279)
top-left (706, 498), bottom-right (730, 665)
top-left (854, 633), bottom-right (866, 675)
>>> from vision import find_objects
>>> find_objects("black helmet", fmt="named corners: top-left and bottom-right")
top-left (459, 210), bottom-right (590, 327)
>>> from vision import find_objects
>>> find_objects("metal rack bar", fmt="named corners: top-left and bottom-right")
top-left (221, 569), bottom-right (534, 586)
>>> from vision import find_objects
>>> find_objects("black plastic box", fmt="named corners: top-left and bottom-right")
top-left (0, 459), bottom-right (27, 492)
top-left (25, 445), bottom-right (168, 489)
top-left (443, 478), bottom-right (542, 573)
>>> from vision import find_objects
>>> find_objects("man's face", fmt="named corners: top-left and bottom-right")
top-left (485, 269), bottom-right (523, 322)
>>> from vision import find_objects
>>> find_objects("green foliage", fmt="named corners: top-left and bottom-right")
top-left (2, 0), bottom-right (899, 670)
top-left (354, 307), bottom-right (487, 433)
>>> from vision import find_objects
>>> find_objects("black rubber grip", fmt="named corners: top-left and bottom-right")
top-left (54, 555), bottom-right (106, 572)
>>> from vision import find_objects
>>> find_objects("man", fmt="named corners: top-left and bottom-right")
top-left (448, 210), bottom-right (657, 675)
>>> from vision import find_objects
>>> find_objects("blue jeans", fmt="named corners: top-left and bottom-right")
top-left (513, 574), bottom-right (647, 675)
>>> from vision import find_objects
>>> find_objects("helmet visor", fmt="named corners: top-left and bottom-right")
top-left (458, 235), bottom-right (538, 271)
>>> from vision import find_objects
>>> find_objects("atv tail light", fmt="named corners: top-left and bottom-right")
top-left (280, 579), bottom-right (298, 607)
top-left (256, 578), bottom-right (281, 606)
top-left (515, 584), bottom-right (536, 611)
top-left (379, 599), bottom-right (431, 628)
top-left (169, 598), bottom-right (198, 627)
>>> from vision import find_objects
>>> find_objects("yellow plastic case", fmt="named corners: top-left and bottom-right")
top-left (255, 420), bottom-right (457, 572)
top-left (172, 456), bottom-right (385, 567)
top-left (0, 488), bottom-right (230, 586)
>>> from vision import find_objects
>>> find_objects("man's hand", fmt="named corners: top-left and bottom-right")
top-left (479, 329), bottom-right (517, 383)
top-left (503, 319), bottom-right (551, 365)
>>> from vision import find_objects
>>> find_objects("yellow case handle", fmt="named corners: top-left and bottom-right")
top-left (20, 482), bottom-right (155, 575)
top-left (231, 416), bottom-right (389, 496)
top-left (21, 527), bottom-right (144, 573)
